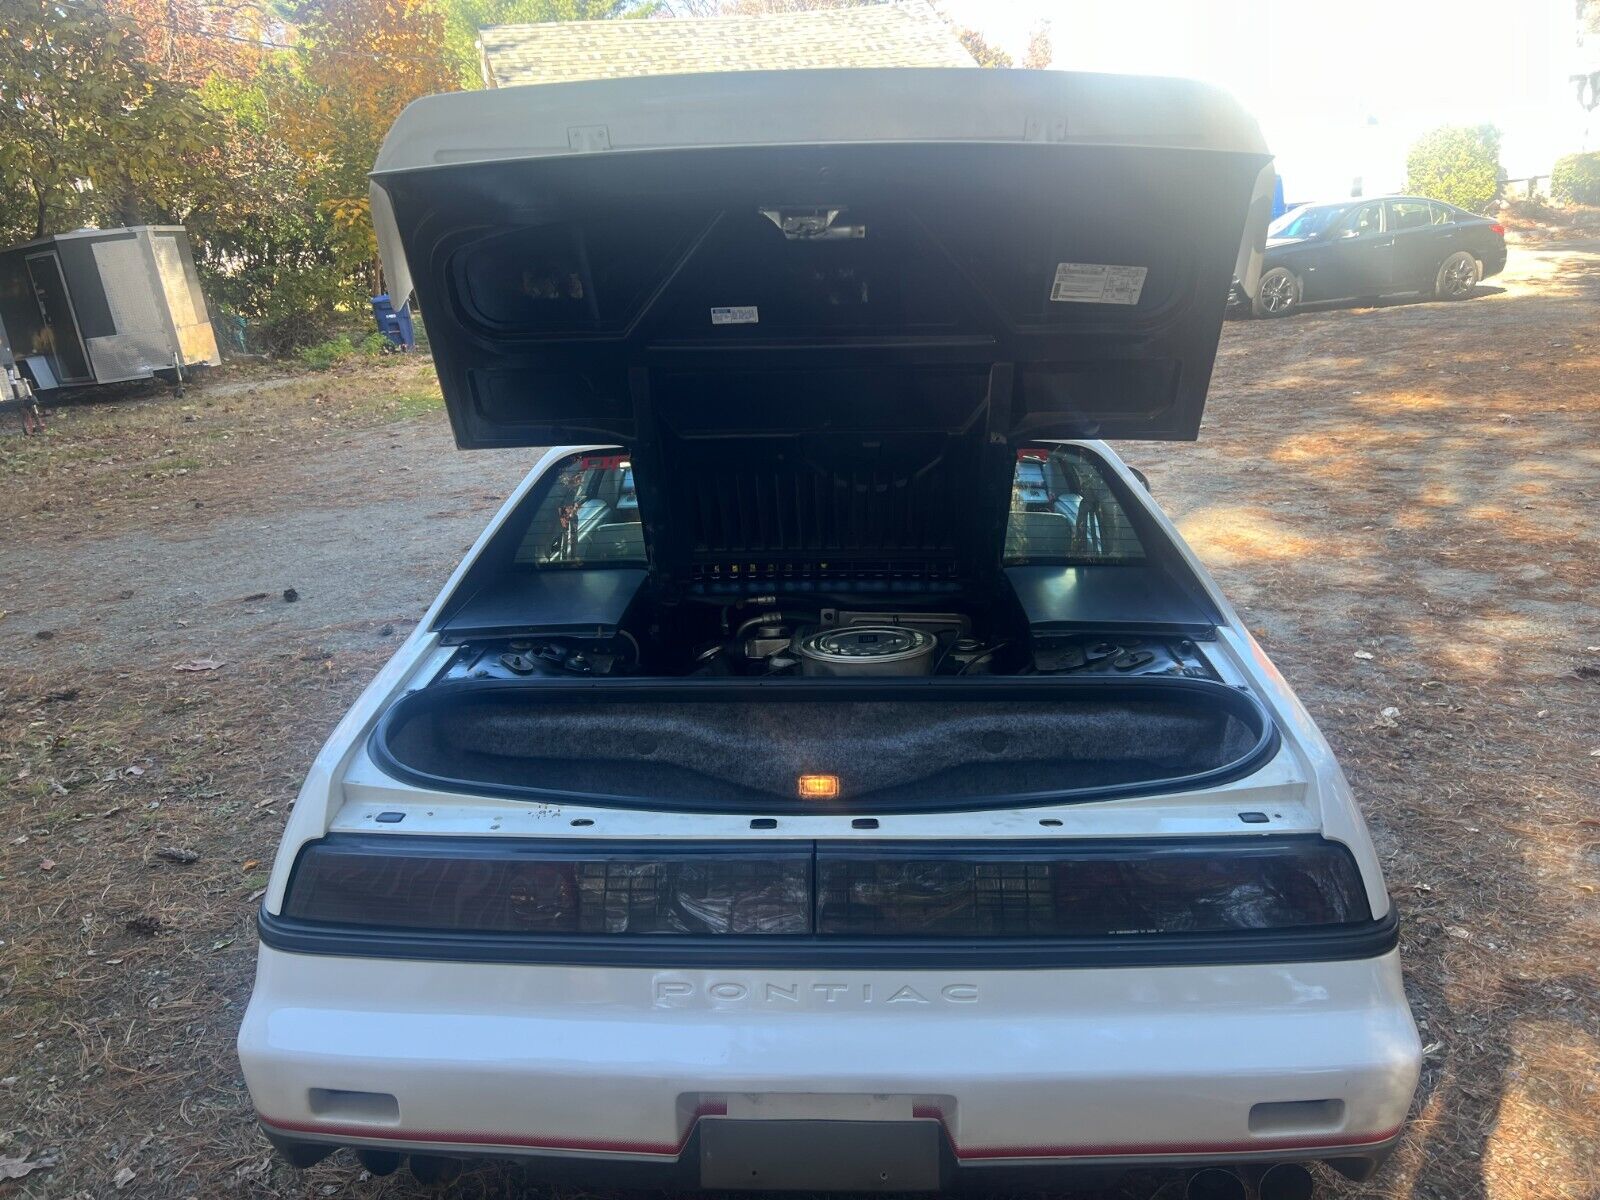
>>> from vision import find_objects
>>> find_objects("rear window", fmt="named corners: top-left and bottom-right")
top-left (515, 451), bottom-right (645, 567)
top-left (1004, 446), bottom-right (1146, 565)
top-left (518, 445), bottom-right (1145, 569)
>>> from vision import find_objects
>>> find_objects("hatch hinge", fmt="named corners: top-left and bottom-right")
top-left (566, 124), bottom-right (612, 152)
top-left (1022, 115), bottom-right (1069, 143)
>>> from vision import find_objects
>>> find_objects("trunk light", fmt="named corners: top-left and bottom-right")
top-left (798, 774), bottom-right (841, 800)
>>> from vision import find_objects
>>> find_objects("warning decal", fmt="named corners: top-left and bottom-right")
top-left (1049, 263), bottom-right (1148, 305)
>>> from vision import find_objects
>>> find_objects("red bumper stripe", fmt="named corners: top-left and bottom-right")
top-left (260, 1110), bottom-right (1401, 1163)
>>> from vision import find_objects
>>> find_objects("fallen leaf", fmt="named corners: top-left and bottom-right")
top-left (242, 859), bottom-right (259, 870)
top-left (173, 658), bottom-right (223, 672)
top-left (0, 1155), bottom-right (55, 1181)
top-left (114, 1166), bottom-right (136, 1189)
top-left (39, 859), bottom-right (56, 872)
top-left (247, 887), bottom-right (267, 903)
top-left (156, 846), bottom-right (200, 864)
top-left (124, 765), bottom-right (145, 777)
top-left (1353, 650), bottom-right (1375, 661)
top-left (211, 937), bottom-right (234, 951)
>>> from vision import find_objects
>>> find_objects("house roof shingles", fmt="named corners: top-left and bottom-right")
top-left (478, 1), bottom-right (976, 89)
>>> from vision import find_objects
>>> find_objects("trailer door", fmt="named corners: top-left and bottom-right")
top-left (25, 252), bottom-right (91, 383)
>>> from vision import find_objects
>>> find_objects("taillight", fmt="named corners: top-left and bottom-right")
top-left (1490, 222), bottom-right (1505, 237)
top-left (816, 840), bottom-right (1370, 936)
top-left (281, 836), bottom-right (1370, 938)
top-left (283, 838), bottom-right (811, 934)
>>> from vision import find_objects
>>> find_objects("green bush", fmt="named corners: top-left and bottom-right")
top-left (1551, 152), bottom-right (1600, 205)
top-left (1405, 125), bottom-right (1501, 213)
top-left (297, 334), bottom-right (358, 369)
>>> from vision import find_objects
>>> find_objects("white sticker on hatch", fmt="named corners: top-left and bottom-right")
top-left (1050, 263), bottom-right (1148, 305)
top-left (711, 306), bottom-right (759, 325)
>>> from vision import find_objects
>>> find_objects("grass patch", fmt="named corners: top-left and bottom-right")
top-left (297, 330), bottom-right (391, 369)
top-left (381, 388), bottom-right (445, 421)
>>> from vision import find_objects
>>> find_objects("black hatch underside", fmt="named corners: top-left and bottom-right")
top-left (377, 140), bottom-right (1267, 581)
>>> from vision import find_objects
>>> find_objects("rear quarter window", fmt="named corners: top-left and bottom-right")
top-left (1004, 446), bottom-right (1146, 565)
top-left (515, 451), bottom-right (646, 567)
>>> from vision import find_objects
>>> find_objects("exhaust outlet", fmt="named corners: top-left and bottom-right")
top-left (1259, 1163), bottom-right (1316, 1200)
top-left (1185, 1168), bottom-right (1247, 1200)
top-left (354, 1148), bottom-right (402, 1176)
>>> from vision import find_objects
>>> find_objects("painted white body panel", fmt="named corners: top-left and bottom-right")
top-left (242, 439), bottom-right (1419, 1171)
top-left (241, 946), bottom-right (1418, 1162)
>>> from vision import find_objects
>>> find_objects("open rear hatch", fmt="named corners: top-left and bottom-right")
top-left (373, 68), bottom-right (1272, 585)
top-left (364, 70), bottom-right (1279, 813)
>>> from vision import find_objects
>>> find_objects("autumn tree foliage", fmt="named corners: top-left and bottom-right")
top-left (276, 0), bottom-right (461, 290)
top-left (957, 20), bottom-right (1051, 70)
top-left (1021, 20), bottom-right (1051, 70)
top-left (1, 0), bottom-right (1055, 351)
top-left (104, 0), bottom-right (271, 88)
top-left (0, 0), bottom-right (217, 239)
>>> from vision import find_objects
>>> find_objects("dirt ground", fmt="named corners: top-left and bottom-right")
top-left (1, 241), bottom-right (1596, 1200)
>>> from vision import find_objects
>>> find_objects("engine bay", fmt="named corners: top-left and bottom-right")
top-left (437, 601), bottom-right (1218, 685)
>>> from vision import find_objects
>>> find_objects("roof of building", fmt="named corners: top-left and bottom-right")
top-left (477, 1), bottom-right (975, 89)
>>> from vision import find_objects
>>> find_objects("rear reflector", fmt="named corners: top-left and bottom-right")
top-left (282, 836), bottom-right (1370, 937)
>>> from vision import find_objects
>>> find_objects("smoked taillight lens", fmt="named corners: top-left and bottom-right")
top-left (815, 840), bottom-right (1370, 935)
top-left (283, 837), bottom-right (811, 935)
top-left (280, 836), bottom-right (1370, 937)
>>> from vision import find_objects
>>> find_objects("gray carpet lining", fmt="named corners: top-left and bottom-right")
top-left (386, 696), bottom-right (1260, 803)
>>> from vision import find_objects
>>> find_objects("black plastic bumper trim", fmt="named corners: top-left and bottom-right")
top-left (261, 1119), bottom-right (1403, 1190)
top-left (257, 903), bottom-right (1398, 969)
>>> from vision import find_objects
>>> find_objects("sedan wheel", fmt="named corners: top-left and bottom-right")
top-left (1252, 267), bottom-right (1301, 318)
top-left (1435, 251), bottom-right (1480, 300)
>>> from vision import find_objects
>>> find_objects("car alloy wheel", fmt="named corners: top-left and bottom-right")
top-left (1437, 251), bottom-right (1479, 299)
top-left (1254, 268), bottom-right (1299, 317)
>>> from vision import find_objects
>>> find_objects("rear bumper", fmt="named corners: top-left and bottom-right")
top-left (239, 945), bottom-right (1420, 1183)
